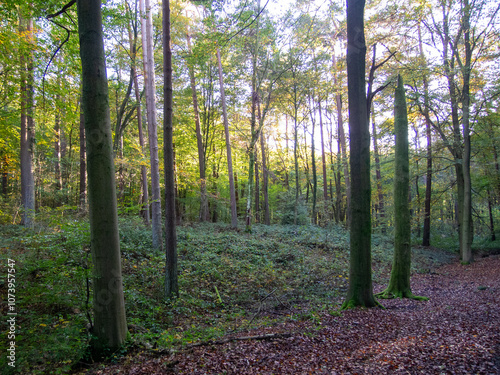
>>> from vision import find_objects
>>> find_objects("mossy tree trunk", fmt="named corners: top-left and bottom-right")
top-left (377, 75), bottom-right (427, 301)
top-left (77, 0), bottom-right (128, 351)
top-left (341, 0), bottom-right (378, 309)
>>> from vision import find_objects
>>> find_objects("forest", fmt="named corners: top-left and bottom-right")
top-left (0, 0), bottom-right (499, 373)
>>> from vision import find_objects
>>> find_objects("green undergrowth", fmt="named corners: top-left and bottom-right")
top-left (0, 210), bottom-right (457, 374)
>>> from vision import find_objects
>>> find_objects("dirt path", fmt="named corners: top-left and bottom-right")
top-left (81, 257), bottom-right (500, 374)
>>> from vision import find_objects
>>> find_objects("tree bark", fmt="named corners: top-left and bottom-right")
top-left (79, 96), bottom-right (87, 211)
top-left (342, 0), bottom-right (377, 309)
top-left (163, 0), bottom-right (178, 298)
top-left (216, 48), bottom-right (238, 228)
top-left (19, 12), bottom-right (35, 228)
top-left (140, 0), bottom-right (162, 249)
top-left (77, 0), bottom-right (128, 352)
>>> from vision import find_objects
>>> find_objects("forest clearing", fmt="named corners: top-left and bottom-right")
top-left (1, 0), bottom-right (499, 373)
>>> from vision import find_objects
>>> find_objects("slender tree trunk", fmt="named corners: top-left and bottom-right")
top-left (19, 12), bottom-right (35, 227)
top-left (186, 33), bottom-right (209, 222)
top-left (77, 0), bottom-right (127, 351)
top-left (318, 99), bottom-right (328, 205)
top-left (133, 69), bottom-right (150, 225)
top-left (260, 129), bottom-right (270, 225)
top-left (333, 52), bottom-right (350, 225)
top-left (371, 107), bottom-right (385, 232)
top-left (54, 90), bottom-right (63, 192)
top-left (487, 189), bottom-right (496, 242)
top-left (311, 107), bottom-right (317, 225)
top-left (216, 48), bottom-right (238, 228)
top-left (140, 0), bottom-right (162, 249)
top-left (79, 97), bottom-right (87, 211)
top-left (460, 0), bottom-right (473, 264)
top-left (342, 0), bottom-right (377, 309)
top-left (163, 0), bottom-right (178, 298)
top-left (377, 75), bottom-right (426, 301)
top-left (254, 149), bottom-right (260, 223)
top-left (418, 23), bottom-right (433, 247)
top-left (128, 8), bottom-right (150, 225)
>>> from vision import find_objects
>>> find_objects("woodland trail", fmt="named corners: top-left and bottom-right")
top-left (79, 256), bottom-right (500, 374)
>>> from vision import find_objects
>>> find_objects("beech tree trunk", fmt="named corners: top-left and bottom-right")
top-left (163, 0), bottom-right (178, 298)
top-left (19, 12), bottom-right (35, 228)
top-left (342, 0), bottom-right (377, 309)
top-left (77, 0), bottom-right (127, 352)
top-left (216, 48), bottom-right (238, 228)
top-left (140, 0), bottom-right (162, 248)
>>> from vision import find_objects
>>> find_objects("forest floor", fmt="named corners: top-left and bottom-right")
top-left (77, 255), bottom-right (500, 375)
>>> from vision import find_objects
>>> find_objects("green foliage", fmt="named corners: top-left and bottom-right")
top-left (276, 190), bottom-right (309, 225)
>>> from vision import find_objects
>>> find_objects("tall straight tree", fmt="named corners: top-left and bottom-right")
top-left (140, 0), bottom-right (162, 249)
top-left (163, 0), bottom-right (178, 298)
top-left (216, 48), bottom-right (238, 228)
top-left (186, 33), bottom-right (209, 222)
top-left (19, 11), bottom-right (35, 228)
top-left (341, 0), bottom-right (378, 309)
top-left (76, 0), bottom-right (127, 351)
top-left (377, 75), bottom-right (427, 300)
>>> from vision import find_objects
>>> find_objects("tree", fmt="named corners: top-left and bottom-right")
top-left (140, 0), bottom-right (163, 248)
top-left (163, 0), bottom-right (178, 299)
top-left (377, 75), bottom-right (427, 301)
top-left (341, 0), bottom-right (378, 309)
top-left (19, 9), bottom-right (35, 228)
top-left (217, 47), bottom-right (238, 228)
top-left (76, 0), bottom-right (128, 351)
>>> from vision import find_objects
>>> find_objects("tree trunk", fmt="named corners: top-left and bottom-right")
top-left (133, 67), bottom-right (150, 225)
top-left (216, 48), bottom-right (238, 228)
top-left (19, 12), bottom-right (35, 228)
top-left (77, 0), bottom-right (127, 352)
top-left (79, 96), bottom-right (87, 211)
top-left (140, 0), bottom-right (162, 249)
top-left (318, 99), bottom-right (328, 205)
top-left (418, 23), bottom-right (433, 247)
top-left (311, 110), bottom-right (317, 225)
top-left (333, 52), bottom-right (350, 225)
top-left (254, 150), bottom-right (260, 223)
top-left (163, 0), bottom-right (178, 298)
top-left (128, 7), bottom-right (149, 225)
top-left (460, 0), bottom-right (473, 264)
top-left (377, 76), bottom-right (426, 301)
top-left (342, 0), bottom-right (377, 309)
top-left (186, 33), bottom-right (209, 222)
top-left (487, 190), bottom-right (496, 242)
top-left (260, 129), bottom-right (270, 225)
top-left (371, 107), bottom-right (385, 232)
top-left (54, 90), bottom-right (63, 192)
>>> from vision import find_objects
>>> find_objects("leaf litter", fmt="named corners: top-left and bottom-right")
top-left (77, 256), bottom-right (500, 374)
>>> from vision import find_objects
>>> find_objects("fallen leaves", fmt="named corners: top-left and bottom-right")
top-left (77, 256), bottom-right (500, 374)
